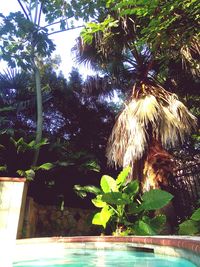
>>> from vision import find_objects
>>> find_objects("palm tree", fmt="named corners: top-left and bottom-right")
top-left (106, 81), bottom-right (197, 192)
top-left (73, 15), bottom-right (198, 194)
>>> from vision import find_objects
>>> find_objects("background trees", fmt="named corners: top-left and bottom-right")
top-left (0, 65), bottom-right (117, 207)
top-left (0, 0), bottom-right (105, 165)
top-left (0, 0), bottom-right (199, 223)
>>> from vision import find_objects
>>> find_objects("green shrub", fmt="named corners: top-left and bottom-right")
top-left (178, 207), bottom-right (200, 235)
top-left (74, 167), bottom-right (173, 235)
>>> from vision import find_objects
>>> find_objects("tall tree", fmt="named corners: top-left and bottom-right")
top-left (74, 0), bottom-right (198, 193)
top-left (0, 0), bottom-right (101, 165)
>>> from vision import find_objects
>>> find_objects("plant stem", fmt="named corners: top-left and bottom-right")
top-left (32, 62), bottom-right (43, 166)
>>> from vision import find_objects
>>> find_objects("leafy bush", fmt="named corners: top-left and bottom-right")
top-left (178, 207), bottom-right (200, 235)
top-left (74, 167), bottom-right (173, 235)
top-left (0, 136), bottom-right (54, 180)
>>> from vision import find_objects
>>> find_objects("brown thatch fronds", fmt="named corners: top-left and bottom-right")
top-left (142, 139), bottom-right (174, 192)
top-left (106, 100), bottom-right (147, 168)
top-left (106, 83), bottom-right (197, 168)
top-left (180, 37), bottom-right (200, 77)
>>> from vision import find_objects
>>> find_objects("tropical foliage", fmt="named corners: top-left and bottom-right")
top-left (74, 0), bottom-right (199, 195)
top-left (179, 207), bottom-right (200, 235)
top-left (0, 65), bottom-right (117, 207)
top-left (0, 0), bottom-right (107, 165)
top-left (75, 167), bottom-right (173, 235)
top-left (0, 0), bottom-right (199, 224)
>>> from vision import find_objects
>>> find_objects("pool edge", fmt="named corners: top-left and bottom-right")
top-left (15, 236), bottom-right (200, 266)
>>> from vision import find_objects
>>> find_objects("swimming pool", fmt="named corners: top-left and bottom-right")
top-left (13, 237), bottom-right (199, 267)
top-left (14, 248), bottom-right (197, 267)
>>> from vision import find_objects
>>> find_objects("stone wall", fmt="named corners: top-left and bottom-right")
top-left (23, 197), bottom-right (99, 238)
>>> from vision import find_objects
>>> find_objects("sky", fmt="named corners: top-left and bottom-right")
top-left (0, 1), bottom-right (94, 78)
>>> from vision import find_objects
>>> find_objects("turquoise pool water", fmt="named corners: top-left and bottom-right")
top-left (13, 248), bottom-right (196, 267)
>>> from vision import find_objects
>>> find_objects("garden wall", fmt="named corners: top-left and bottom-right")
top-left (0, 177), bottom-right (26, 239)
top-left (22, 197), bottom-right (98, 238)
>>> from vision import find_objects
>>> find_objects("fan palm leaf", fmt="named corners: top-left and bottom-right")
top-left (107, 82), bottom-right (197, 169)
top-left (180, 37), bottom-right (200, 77)
top-left (0, 69), bottom-right (32, 93)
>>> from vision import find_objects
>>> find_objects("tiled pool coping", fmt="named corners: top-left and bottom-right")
top-left (0, 177), bottom-right (26, 182)
top-left (16, 236), bottom-right (200, 253)
top-left (15, 236), bottom-right (200, 266)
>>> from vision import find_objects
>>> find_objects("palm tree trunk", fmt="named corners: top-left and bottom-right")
top-left (141, 139), bottom-right (176, 233)
top-left (142, 139), bottom-right (174, 192)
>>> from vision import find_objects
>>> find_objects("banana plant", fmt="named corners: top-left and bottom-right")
top-left (74, 167), bottom-right (173, 235)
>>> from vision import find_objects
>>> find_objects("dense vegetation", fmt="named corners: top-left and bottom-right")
top-left (0, 0), bottom-right (199, 229)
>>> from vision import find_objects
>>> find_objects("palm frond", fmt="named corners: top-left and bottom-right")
top-left (106, 83), bottom-right (197, 168)
top-left (168, 95), bottom-right (197, 132)
top-left (82, 75), bottom-right (113, 97)
top-left (106, 100), bottom-right (147, 168)
top-left (0, 69), bottom-right (31, 92)
top-left (160, 106), bottom-right (183, 147)
top-left (180, 37), bottom-right (200, 77)
top-left (72, 36), bottom-right (102, 70)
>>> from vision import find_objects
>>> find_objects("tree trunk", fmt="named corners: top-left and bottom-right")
top-left (32, 64), bottom-right (43, 166)
top-left (142, 139), bottom-right (174, 192)
top-left (141, 139), bottom-right (176, 233)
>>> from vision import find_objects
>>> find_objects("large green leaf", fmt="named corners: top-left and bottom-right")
top-left (116, 166), bottom-right (131, 187)
top-left (134, 220), bottom-right (156, 235)
top-left (33, 138), bottom-right (49, 149)
top-left (191, 208), bottom-right (200, 221)
top-left (92, 206), bottom-right (112, 228)
top-left (102, 192), bottom-right (131, 205)
top-left (74, 185), bottom-right (102, 198)
top-left (92, 196), bottom-right (107, 208)
top-left (80, 160), bottom-right (100, 172)
top-left (83, 185), bottom-right (102, 195)
top-left (141, 189), bottom-right (173, 211)
top-left (10, 137), bottom-right (49, 153)
top-left (17, 169), bottom-right (35, 181)
top-left (100, 175), bottom-right (118, 193)
top-left (178, 220), bottom-right (200, 235)
top-left (123, 180), bottom-right (139, 196)
top-left (92, 212), bottom-right (102, 226)
top-left (150, 215), bottom-right (166, 234)
top-left (128, 203), bottom-right (143, 214)
top-left (35, 163), bottom-right (54, 171)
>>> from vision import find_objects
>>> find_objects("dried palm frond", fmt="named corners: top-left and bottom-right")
top-left (142, 139), bottom-right (174, 191)
top-left (168, 95), bottom-right (197, 133)
top-left (106, 83), bottom-right (197, 168)
top-left (160, 106), bottom-right (182, 147)
top-left (130, 95), bottom-right (161, 126)
top-left (180, 37), bottom-right (200, 77)
top-left (106, 100), bottom-right (147, 168)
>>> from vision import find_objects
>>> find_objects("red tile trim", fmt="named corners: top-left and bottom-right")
top-left (16, 236), bottom-right (200, 254)
top-left (0, 177), bottom-right (26, 182)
